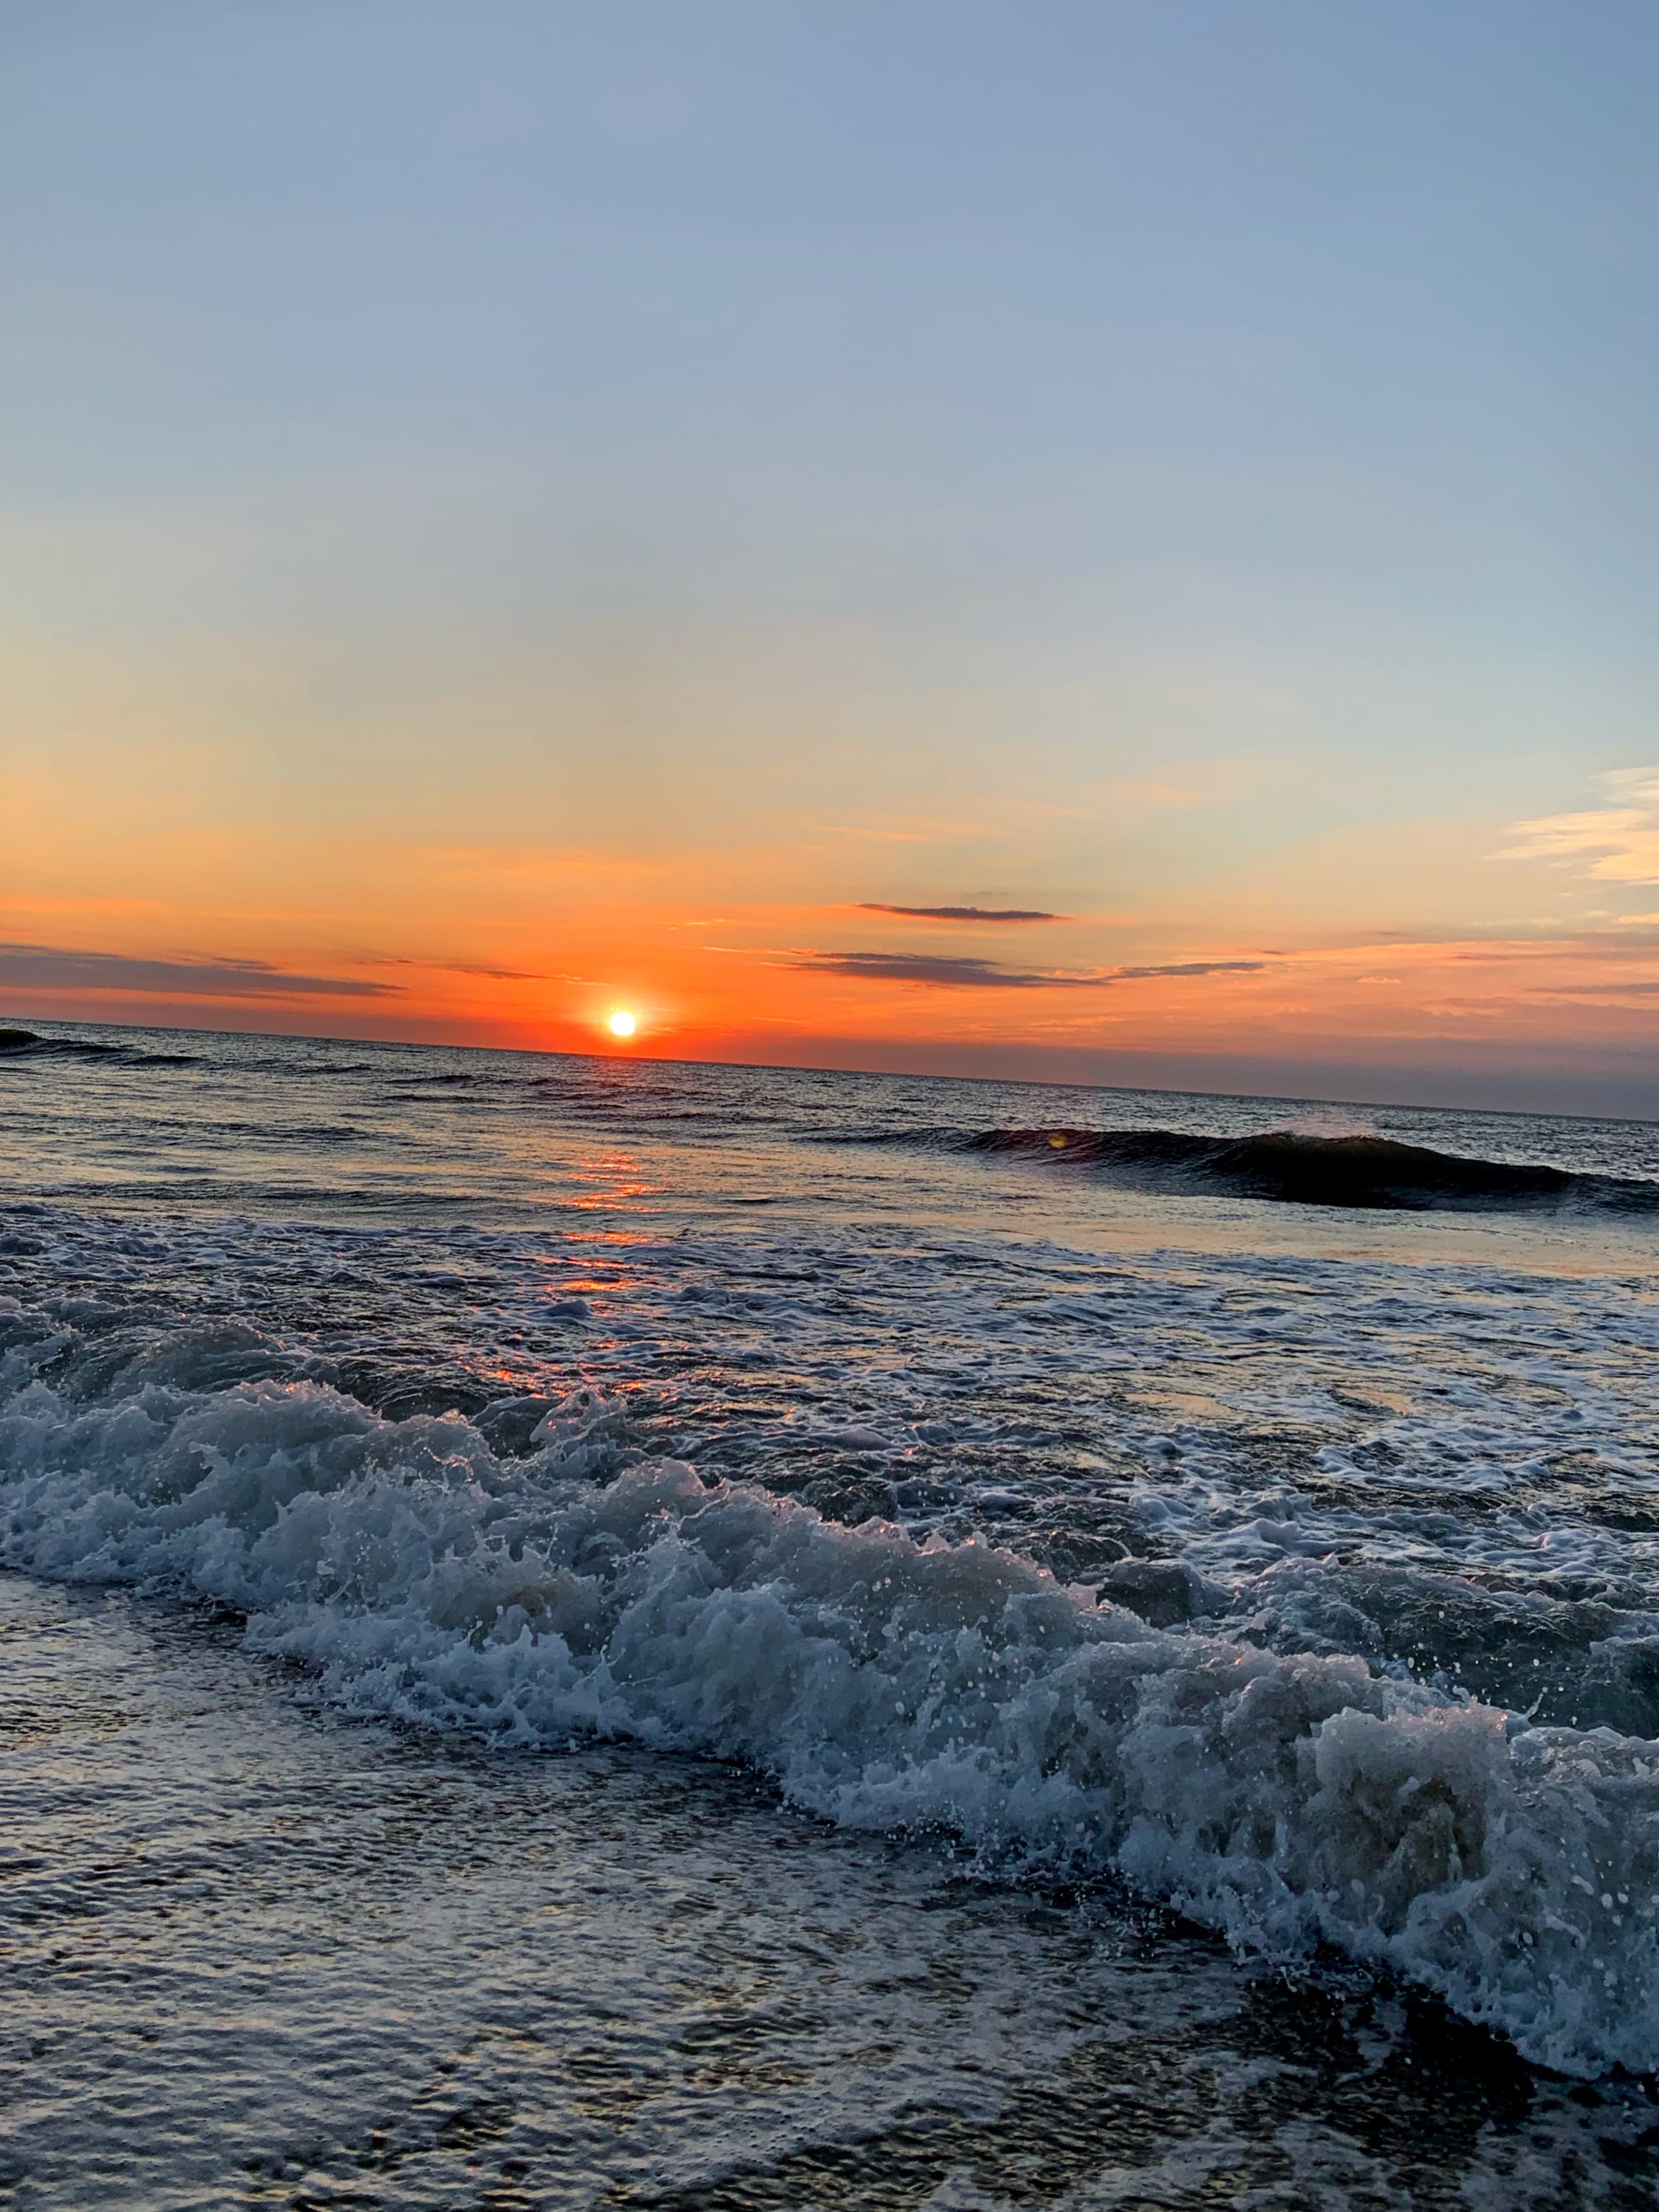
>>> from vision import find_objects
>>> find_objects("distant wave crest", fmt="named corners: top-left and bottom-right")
top-left (0, 1027), bottom-right (201, 1068)
top-left (855, 1124), bottom-right (1659, 1214)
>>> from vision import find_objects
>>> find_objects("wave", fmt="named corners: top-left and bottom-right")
top-left (855, 1125), bottom-right (1659, 1214)
top-left (0, 1027), bottom-right (200, 1068)
top-left (2, 1308), bottom-right (1656, 2077)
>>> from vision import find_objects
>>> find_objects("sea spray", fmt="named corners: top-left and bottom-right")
top-left (3, 1328), bottom-right (1658, 2078)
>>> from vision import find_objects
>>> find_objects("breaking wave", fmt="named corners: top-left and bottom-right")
top-left (0, 1026), bottom-right (200, 1068)
top-left (3, 1305), bottom-right (1658, 2078)
top-left (856, 1125), bottom-right (1659, 1215)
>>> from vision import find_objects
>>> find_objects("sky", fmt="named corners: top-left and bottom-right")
top-left (3, 0), bottom-right (1658, 1114)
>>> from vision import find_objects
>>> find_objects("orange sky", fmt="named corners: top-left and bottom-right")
top-left (6, 661), bottom-right (1659, 1110)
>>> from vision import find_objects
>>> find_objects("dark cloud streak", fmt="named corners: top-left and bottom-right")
top-left (785, 951), bottom-right (1265, 990)
top-left (857, 904), bottom-right (1066, 923)
top-left (0, 942), bottom-right (398, 1000)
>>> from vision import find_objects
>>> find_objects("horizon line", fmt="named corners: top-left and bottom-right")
top-left (7, 1008), bottom-right (1656, 1130)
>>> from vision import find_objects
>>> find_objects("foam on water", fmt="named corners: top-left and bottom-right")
top-left (5, 1026), bottom-right (1659, 2107)
top-left (4, 1306), bottom-right (1659, 2080)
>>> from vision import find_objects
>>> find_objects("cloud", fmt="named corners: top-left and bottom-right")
top-left (1106, 961), bottom-right (1269, 982)
top-left (0, 942), bottom-right (397, 1000)
top-left (856, 904), bottom-right (1066, 923)
top-left (1529, 981), bottom-right (1659, 998)
top-left (782, 951), bottom-right (1265, 990)
top-left (1502, 767), bottom-right (1659, 885)
top-left (369, 956), bottom-right (548, 980)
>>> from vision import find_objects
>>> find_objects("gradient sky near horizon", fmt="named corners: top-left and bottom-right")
top-left (4, 1), bottom-right (1658, 1112)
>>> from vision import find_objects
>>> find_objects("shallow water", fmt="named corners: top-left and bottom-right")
top-left (6, 1575), bottom-right (1656, 2211)
top-left (3, 1022), bottom-right (1659, 2202)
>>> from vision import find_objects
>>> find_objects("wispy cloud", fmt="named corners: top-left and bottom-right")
top-left (781, 951), bottom-right (1265, 990)
top-left (369, 955), bottom-right (548, 980)
top-left (1105, 960), bottom-right (1269, 981)
top-left (0, 943), bottom-right (397, 1000)
top-left (856, 904), bottom-right (1066, 924)
top-left (1501, 767), bottom-right (1659, 885)
top-left (1528, 981), bottom-right (1659, 999)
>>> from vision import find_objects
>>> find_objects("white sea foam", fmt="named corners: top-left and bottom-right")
top-left (4, 1332), bottom-right (1658, 2078)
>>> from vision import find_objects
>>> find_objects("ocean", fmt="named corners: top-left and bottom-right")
top-left (3, 1019), bottom-right (1659, 2209)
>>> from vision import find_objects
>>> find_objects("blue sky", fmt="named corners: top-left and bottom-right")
top-left (3, 2), bottom-right (1657, 1107)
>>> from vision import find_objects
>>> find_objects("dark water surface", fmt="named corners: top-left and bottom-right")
top-left (3, 1022), bottom-right (1659, 2206)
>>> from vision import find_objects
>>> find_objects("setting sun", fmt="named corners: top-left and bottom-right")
top-left (607, 1010), bottom-right (637, 1039)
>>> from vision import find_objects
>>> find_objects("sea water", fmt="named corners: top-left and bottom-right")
top-left (3, 1022), bottom-right (1659, 2208)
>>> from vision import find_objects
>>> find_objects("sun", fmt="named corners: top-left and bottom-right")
top-left (607, 1010), bottom-right (637, 1039)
